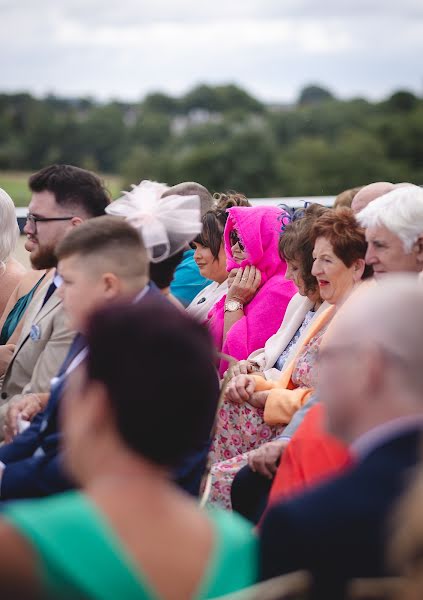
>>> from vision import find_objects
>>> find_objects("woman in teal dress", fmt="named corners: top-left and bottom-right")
top-left (0, 300), bottom-right (257, 599)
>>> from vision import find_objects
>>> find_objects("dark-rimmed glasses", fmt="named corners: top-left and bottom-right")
top-left (230, 230), bottom-right (245, 251)
top-left (26, 214), bottom-right (74, 233)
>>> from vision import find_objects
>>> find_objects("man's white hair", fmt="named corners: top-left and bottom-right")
top-left (0, 188), bottom-right (19, 263)
top-left (357, 185), bottom-right (423, 253)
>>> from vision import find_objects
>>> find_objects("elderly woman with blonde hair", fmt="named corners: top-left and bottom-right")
top-left (0, 189), bottom-right (28, 315)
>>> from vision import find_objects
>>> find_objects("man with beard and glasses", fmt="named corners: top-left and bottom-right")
top-left (0, 165), bottom-right (110, 439)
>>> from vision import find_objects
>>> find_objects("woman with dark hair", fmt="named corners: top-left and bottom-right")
top-left (208, 205), bottom-right (297, 377)
top-left (228, 204), bottom-right (329, 382)
top-left (226, 208), bottom-right (373, 517)
top-left (226, 207), bottom-right (372, 427)
top-left (206, 206), bottom-right (329, 509)
top-left (0, 301), bottom-right (257, 599)
top-left (187, 193), bottom-right (251, 322)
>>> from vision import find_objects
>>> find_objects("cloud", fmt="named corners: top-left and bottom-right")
top-left (1, 0), bottom-right (422, 102)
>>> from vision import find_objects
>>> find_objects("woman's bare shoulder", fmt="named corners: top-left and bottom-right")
top-left (14, 270), bottom-right (47, 299)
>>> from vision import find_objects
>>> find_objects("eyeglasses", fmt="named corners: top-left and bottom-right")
top-left (230, 230), bottom-right (245, 251)
top-left (26, 214), bottom-right (74, 233)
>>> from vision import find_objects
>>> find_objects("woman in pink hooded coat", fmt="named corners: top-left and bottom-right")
top-left (205, 205), bottom-right (297, 507)
top-left (208, 205), bottom-right (297, 376)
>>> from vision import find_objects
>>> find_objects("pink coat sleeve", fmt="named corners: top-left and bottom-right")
top-left (221, 277), bottom-right (296, 369)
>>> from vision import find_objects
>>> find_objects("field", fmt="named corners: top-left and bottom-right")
top-left (0, 171), bottom-right (124, 207)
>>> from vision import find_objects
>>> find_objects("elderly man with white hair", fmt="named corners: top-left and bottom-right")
top-left (260, 276), bottom-right (423, 599)
top-left (357, 184), bottom-right (423, 277)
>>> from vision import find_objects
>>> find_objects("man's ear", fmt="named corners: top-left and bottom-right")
top-left (70, 217), bottom-right (84, 228)
top-left (353, 258), bottom-right (366, 282)
top-left (102, 272), bottom-right (122, 298)
top-left (414, 235), bottom-right (423, 267)
top-left (364, 344), bottom-right (387, 397)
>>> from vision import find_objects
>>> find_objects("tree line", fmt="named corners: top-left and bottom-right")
top-left (0, 84), bottom-right (422, 196)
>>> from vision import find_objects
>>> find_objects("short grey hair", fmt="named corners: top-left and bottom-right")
top-left (357, 185), bottom-right (423, 253)
top-left (0, 188), bottom-right (19, 263)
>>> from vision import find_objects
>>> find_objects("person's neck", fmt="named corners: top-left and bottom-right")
top-left (346, 394), bottom-right (423, 446)
top-left (122, 278), bottom-right (149, 298)
top-left (81, 442), bottom-right (168, 493)
top-left (308, 292), bottom-right (322, 311)
top-left (215, 273), bottom-right (228, 285)
top-left (334, 281), bottom-right (360, 311)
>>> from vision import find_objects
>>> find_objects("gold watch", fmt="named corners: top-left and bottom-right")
top-left (224, 300), bottom-right (244, 312)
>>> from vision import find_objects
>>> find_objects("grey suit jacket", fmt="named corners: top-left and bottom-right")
top-left (0, 277), bottom-right (74, 434)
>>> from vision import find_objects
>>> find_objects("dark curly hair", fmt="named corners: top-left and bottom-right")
top-left (192, 192), bottom-right (251, 260)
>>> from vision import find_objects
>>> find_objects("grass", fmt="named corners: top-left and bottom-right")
top-left (0, 171), bottom-right (124, 207)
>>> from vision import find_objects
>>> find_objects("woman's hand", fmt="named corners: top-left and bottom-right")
top-left (227, 269), bottom-right (239, 289)
top-left (226, 360), bottom-right (260, 379)
top-left (224, 374), bottom-right (256, 404)
top-left (247, 390), bottom-right (270, 409)
top-left (227, 266), bottom-right (261, 306)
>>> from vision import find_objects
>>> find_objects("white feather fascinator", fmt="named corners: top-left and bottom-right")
top-left (106, 180), bottom-right (202, 263)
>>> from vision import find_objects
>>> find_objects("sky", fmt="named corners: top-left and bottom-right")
top-left (1, 0), bottom-right (422, 104)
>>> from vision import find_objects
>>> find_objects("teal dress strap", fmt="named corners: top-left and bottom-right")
top-left (0, 274), bottom-right (46, 345)
top-left (197, 508), bottom-right (258, 598)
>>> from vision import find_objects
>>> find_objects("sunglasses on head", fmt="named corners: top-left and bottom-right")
top-left (230, 230), bottom-right (245, 251)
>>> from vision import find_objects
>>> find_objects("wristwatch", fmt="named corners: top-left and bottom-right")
top-left (224, 300), bottom-right (244, 312)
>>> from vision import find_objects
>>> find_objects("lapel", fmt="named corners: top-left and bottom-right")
top-left (57, 334), bottom-right (87, 377)
top-left (14, 288), bottom-right (62, 357)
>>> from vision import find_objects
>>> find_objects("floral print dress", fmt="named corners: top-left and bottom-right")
top-left (206, 311), bottom-right (322, 510)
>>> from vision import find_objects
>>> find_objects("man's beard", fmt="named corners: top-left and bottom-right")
top-left (30, 243), bottom-right (58, 270)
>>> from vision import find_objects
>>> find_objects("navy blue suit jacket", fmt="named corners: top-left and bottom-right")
top-left (0, 284), bottom-right (213, 500)
top-left (0, 333), bottom-right (84, 499)
top-left (260, 429), bottom-right (422, 600)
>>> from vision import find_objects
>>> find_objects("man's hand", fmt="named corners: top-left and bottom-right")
top-left (3, 394), bottom-right (44, 443)
top-left (224, 374), bottom-right (256, 404)
top-left (0, 344), bottom-right (16, 377)
top-left (247, 390), bottom-right (269, 409)
top-left (248, 439), bottom-right (290, 479)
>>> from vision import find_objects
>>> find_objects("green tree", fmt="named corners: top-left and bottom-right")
top-left (297, 84), bottom-right (335, 106)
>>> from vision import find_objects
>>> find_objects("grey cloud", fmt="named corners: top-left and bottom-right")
top-left (6, 0), bottom-right (423, 28)
top-left (0, 0), bottom-right (421, 102)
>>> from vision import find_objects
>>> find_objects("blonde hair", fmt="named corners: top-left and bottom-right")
top-left (0, 188), bottom-right (20, 263)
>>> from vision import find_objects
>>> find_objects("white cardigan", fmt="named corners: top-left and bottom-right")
top-left (248, 293), bottom-right (329, 381)
top-left (186, 280), bottom-right (228, 322)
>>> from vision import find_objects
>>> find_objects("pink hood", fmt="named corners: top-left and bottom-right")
top-left (224, 205), bottom-right (288, 282)
top-left (208, 205), bottom-right (297, 375)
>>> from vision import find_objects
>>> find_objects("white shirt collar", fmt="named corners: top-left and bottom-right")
top-left (133, 284), bottom-right (150, 304)
top-left (53, 272), bottom-right (63, 288)
top-left (350, 415), bottom-right (423, 460)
